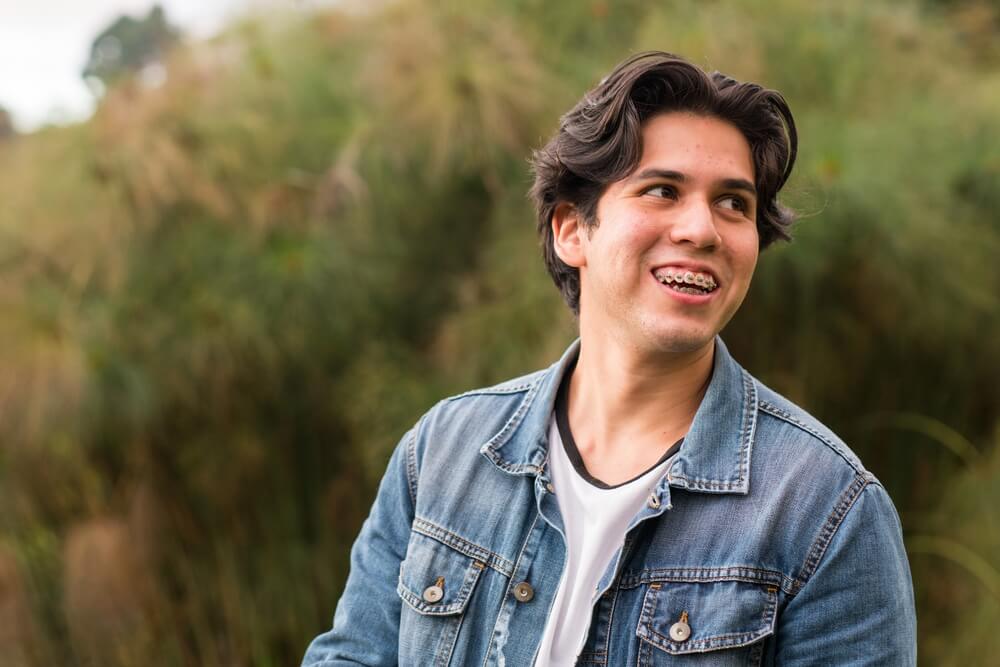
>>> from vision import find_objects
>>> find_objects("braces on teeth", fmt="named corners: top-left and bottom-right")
top-left (655, 270), bottom-right (717, 294)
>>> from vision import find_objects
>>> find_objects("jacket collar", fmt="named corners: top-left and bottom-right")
top-left (480, 337), bottom-right (757, 495)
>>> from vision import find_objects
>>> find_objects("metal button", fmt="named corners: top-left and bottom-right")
top-left (423, 576), bottom-right (445, 603)
top-left (512, 581), bottom-right (534, 602)
top-left (647, 493), bottom-right (661, 509)
top-left (546, 482), bottom-right (555, 493)
top-left (669, 611), bottom-right (691, 642)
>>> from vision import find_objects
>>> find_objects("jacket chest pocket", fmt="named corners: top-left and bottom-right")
top-left (396, 531), bottom-right (486, 666)
top-left (635, 578), bottom-right (778, 666)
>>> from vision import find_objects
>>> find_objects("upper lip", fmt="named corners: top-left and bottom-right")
top-left (650, 261), bottom-right (720, 284)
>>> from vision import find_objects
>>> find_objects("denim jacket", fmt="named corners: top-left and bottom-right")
top-left (303, 338), bottom-right (917, 666)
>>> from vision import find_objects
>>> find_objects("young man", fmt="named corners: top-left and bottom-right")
top-left (303, 52), bottom-right (917, 666)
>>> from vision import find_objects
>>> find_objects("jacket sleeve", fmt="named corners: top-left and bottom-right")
top-left (773, 480), bottom-right (917, 665)
top-left (301, 422), bottom-right (421, 666)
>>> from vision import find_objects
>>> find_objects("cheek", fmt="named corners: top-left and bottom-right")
top-left (590, 216), bottom-right (659, 266)
top-left (615, 214), bottom-right (662, 252)
top-left (727, 227), bottom-right (760, 278)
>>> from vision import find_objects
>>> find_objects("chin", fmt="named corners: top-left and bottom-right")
top-left (639, 323), bottom-right (718, 356)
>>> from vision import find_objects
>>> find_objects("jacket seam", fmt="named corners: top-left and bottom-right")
top-left (444, 371), bottom-right (544, 401)
top-left (447, 384), bottom-right (535, 399)
top-left (793, 473), bottom-right (871, 593)
top-left (412, 516), bottom-right (515, 577)
top-left (599, 592), bottom-right (617, 662)
top-left (484, 508), bottom-right (542, 667)
top-left (662, 475), bottom-right (745, 491)
top-left (757, 400), bottom-right (864, 475)
top-left (404, 424), bottom-right (420, 508)
top-left (738, 370), bottom-right (758, 484)
top-left (619, 566), bottom-right (794, 595)
top-left (479, 379), bottom-right (546, 473)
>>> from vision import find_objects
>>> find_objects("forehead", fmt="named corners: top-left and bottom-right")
top-left (632, 112), bottom-right (754, 182)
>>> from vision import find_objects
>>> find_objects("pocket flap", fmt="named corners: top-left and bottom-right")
top-left (636, 579), bottom-right (778, 655)
top-left (397, 531), bottom-right (486, 616)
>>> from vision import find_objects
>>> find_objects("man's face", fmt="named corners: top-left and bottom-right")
top-left (555, 112), bottom-right (760, 356)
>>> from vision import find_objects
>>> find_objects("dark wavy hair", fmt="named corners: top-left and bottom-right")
top-left (530, 51), bottom-right (798, 314)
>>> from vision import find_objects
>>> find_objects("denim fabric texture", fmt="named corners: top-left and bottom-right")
top-left (302, 338), bottom-right (917, 666)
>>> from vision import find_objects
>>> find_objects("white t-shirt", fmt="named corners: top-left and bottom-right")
top-left (534, 378), bottom-right (681, 666)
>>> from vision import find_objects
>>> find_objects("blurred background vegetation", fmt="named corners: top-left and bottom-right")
top-left (0, 0), bottom-right (997, 665)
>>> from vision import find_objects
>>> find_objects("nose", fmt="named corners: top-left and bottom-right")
top-left (668, 198), bottom-right (722, 249)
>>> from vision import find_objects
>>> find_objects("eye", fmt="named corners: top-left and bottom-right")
top-left (642, 185), bottom-right (678, 200)
top-left (717, 194), bottom-right (750, 213)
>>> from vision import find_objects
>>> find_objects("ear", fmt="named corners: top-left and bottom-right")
top-left (552, 202), bottom-right (587, 268)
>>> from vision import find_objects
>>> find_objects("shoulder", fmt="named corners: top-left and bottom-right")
top-left (745, 377), bottom-right (907, 588)
top-left (435, 367), bottom-right (548, 422)
top-left (411, 366), bottom-right (551, 454)
top-left (752, 380), bottom-right (869, 477)
top-left (744, 377), bottom-right (889, 521)
top-left (445, 368), bottom-right (548, 401)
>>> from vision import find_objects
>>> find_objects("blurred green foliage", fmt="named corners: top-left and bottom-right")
top-left (0, 0), bottom-right (997, 664)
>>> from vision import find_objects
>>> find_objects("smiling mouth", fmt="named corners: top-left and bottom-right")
top-left (653, 268), bottom-right (718, 295)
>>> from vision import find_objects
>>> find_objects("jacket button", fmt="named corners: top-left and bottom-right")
top-left (669, 611), bottom-right (691, 642)
top-left (422, 579), bottom-right (444, 603)
top-left (512, 582), bottom-right (534, 602)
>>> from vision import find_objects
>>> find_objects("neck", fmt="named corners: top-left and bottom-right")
top-left (564, 335), bottom-right (714, 484)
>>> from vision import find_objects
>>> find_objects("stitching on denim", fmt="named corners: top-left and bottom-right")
top-left (637, 584), bottom-right (661, 645)
top-left (794, 473), bottom-right (869, 592)
top-left (396, 552), bottom-right (485, 618)
top-left (758, 400), bottom-right (864, 475)
top-left (485, 508), bottom-right (541, 666)
top-left (663, 475), bottom-right (744, 491)
top-left (446, 382), bottom-right (536, 400)
top-left (648, 626), bottom-right (768, 652)
top-left (619, 567), bottom-right (794, 595)
top-left (739, 371), bottom-right (758, 484)
top-left (433, 614), bottom-right (461, 667)
top-left (433, 565), bottom-right (479, 667)
top-left (637, 636), bottom-right (650, 667)
top-left (601, 583), bottom-right (620, 658)
top-left (623, 565), bottom-right (784, 580)
top-left (412, 517), bottom-right (514, 577)
top-left (445, 367), bottom-right (548, 402)
top-left (660, 369), bottom-right (758, 492)
top-left (480, 379), bottom-right (545, 473)
top-left (577, 645), bottom-right (607, 666)
top-left (639, 583), bottom-right (777, 653)
top-left (751, 589), bottom-right (774, 665)
top-left (404, 426), bottom-right (419, 508)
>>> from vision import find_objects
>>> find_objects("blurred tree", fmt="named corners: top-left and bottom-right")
top-left (81, 5), bottom-right (181, 86)
top-left (0, 104), bottom-right (14, 140)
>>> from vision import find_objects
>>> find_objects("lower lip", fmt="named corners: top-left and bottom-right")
top-left (652, 273), bottom-right (717, 304)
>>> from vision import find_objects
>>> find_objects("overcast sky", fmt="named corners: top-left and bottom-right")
top-left (0, 0), bottom-right (326, 131)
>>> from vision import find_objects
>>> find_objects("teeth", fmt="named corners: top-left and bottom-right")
top-left (655, 269), bottom-right (717, 292)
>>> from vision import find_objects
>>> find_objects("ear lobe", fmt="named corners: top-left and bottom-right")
top-left (552, 203), bottom-right (586, 268)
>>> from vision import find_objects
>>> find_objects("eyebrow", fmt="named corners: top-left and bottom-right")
top-left (629, 168), bottom-right (758, 197)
